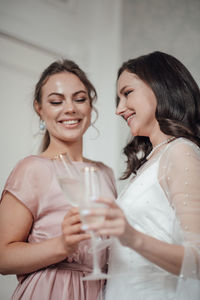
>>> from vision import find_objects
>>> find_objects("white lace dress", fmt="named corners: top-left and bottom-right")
top-left (105, 138), bottom-right (200, 300)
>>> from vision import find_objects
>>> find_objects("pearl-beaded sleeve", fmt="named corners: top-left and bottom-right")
top-left (159, 139), bottom-right (200, 299)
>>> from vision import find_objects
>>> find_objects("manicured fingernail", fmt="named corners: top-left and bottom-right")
top-left (81, 209), bottom-right (90, 216)
top-left (81, 224), bottom-right (89, 231)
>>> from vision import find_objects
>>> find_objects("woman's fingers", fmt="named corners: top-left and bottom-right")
top-left (62, 207), bottom-right (90, 237)
top-left (63, 231), bottom-right (91, 246)
top-left (81, 205), bottom-right (123, 220)
top-left (80, 198), bottom-right (126, 238)
top-left (66, 207), bottom-right (79, 215)
top-left (87, 218), bottom-right (125, 234)
top-left (63, 214), bottom-right (81, 226)
top-left (95, 197), bottom-right (117, 208)
top-left (67, 233), bottom-right (91, 244)
top-left (63, 207), bottom-right (79, 219)
top-left (63, 207), bottom-right (85, 227)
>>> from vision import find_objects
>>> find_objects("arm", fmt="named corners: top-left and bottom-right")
top-left (0, 192), bottom-right (90, 275)
top-left (118, 221), bottom-right (184, 275)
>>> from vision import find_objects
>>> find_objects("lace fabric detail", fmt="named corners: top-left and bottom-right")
top-left (158, 139), bottom-right (200, 297)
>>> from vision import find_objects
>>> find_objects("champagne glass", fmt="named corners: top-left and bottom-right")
top-left (53, 153), bottom-right (83, 207)
top-left (53, 155), bottom-right (110, 280)
top-left (80, 166), bottom-right (110, 281)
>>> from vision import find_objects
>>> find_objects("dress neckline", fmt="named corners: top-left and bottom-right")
top-left (31, 155), bottom-right (98, 165)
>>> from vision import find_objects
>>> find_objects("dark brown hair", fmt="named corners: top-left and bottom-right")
top-left (117, 51), bottom-right (200, 179)
top-left (34, 59), bottom-right (97, 151)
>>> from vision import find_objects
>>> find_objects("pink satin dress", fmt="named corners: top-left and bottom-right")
top-left (2, 156), bottom-right (117, 300)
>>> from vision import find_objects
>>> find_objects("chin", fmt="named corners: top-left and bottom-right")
top-left (64, 137), bottom-right (82, 142)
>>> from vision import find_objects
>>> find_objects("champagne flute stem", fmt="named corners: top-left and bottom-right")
top-left (89, 231), bottom-right (101, 274)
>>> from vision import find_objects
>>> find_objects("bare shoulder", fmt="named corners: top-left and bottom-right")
top-left (12, 155), bottom-right (52, 175)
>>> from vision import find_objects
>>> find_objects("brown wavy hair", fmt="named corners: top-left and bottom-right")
top-left (117, 51), bottom-right (200, 179)
top-left (34, 59), bottom-right (97, 152)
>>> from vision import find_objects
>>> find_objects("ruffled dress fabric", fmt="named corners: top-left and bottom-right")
top-left (105, 138), bottom-right (200, 300)
top-left (1, 156), bottom-right (117, 300)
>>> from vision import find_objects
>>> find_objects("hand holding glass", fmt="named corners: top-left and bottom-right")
top-left (53, 154), bottom-right (110, 280)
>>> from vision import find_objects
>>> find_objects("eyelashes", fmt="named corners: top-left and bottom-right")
top-left (74, 98), bottom-right (87, 103)
top-left (50, 101), bottom-right (62, 105)
top-left (49, 98), bottom-right (87, 105)
top-left (124, 90), bottom-right (133, 97)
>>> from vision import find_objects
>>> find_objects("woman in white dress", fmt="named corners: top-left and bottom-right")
top-left (82, 51), bottom-right (200, 299)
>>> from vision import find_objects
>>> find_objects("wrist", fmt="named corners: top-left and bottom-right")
top-left (53, 236), bottom-right (68, 261)
top-left (130, 229), bottom-right (144, 251)
top-left (120, 224), bottom-right (143, 251)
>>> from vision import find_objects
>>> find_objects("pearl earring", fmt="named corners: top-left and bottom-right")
top-left (39, 119), bottom-right (46, 131)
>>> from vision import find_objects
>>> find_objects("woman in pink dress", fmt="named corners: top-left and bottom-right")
top-left (0, 59), bottom-right (117, 300)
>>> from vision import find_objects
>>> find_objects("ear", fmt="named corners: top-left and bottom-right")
top-left (34, 100), bottom-right (42, 117)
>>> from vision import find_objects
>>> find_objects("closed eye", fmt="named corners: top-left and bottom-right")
top-left (50, 101), bottom-right (63, 105)
top-left (74, 98), bottom-right (87, 103)
top-left (124, 90), bottom-right (133, 97)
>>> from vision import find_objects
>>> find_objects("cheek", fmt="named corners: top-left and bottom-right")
top-left (84, 105), bottom-right (92, 119)
top-left (148, 93), bottom-right (157, 112)
top-left (41, 111), bottom-right (54, 122)
top-left (81, 109), bottom-right (91, 134)
top-left (149, 103), bottom-right (157, 118)
top-left (142, 95), bottom-right (157, 117)
top-left (42, 105), bottom-right (62, 120)
top-left (86, 109), bottom-right (92, 125)
top-left (126, 97), bottom-right (135, 110)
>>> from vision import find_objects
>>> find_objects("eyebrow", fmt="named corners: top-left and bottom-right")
top-left (73, 90), bottom-right (87, 97)
top-left (47, 90), bottom-right (87, 98)
top-left (47, 92), bottom-right (64, 98)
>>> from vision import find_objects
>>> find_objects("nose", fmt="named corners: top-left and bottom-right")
top-left (63, 99), bottom-right (76, 113)
top-left (116, 98), bottom-right (126, 116)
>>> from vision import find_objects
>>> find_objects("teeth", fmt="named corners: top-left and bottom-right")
top-left (62, 120), bottom-right (79, 125)
top-left (127, 114), bottom-right (135, 122)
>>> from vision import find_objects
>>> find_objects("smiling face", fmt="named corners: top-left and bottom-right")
top-left (116, 70), bottom-right (159, 139)
top-left (35, 72), bottom-right (92, 151)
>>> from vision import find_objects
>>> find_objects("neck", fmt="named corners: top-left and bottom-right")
top-left (150, 131), bottom-right (172, 148)
top-left (41, 139), bottom-right (84, 161)
top-left (146, 136), bottom-right (175, 160)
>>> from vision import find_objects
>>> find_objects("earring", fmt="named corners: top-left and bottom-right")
top-left (39, 119), bottom-right (46, 131)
